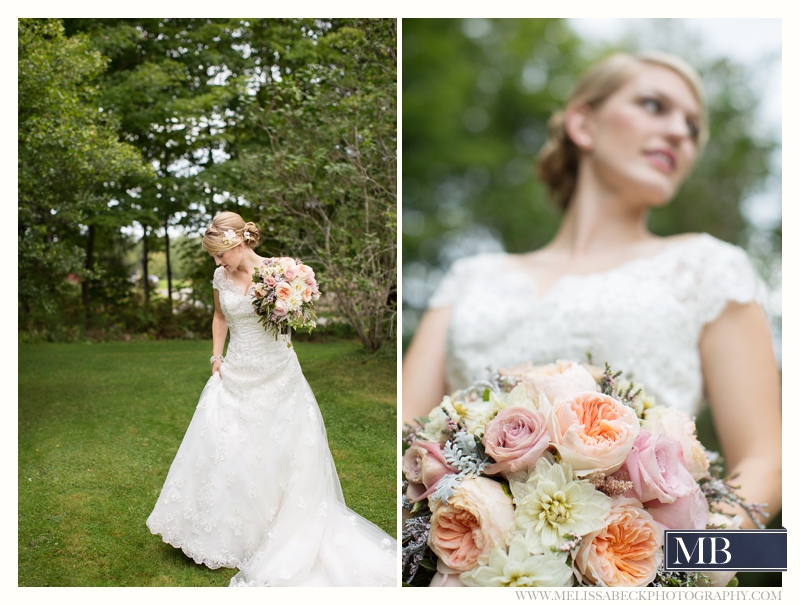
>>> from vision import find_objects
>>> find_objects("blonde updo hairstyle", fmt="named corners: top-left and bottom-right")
top-left (537, 52), bottom-right (708, 210)
top-left (202, 211), bottom-right (261, 253)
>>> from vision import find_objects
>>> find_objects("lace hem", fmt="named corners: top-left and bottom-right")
top-left (146, 519), bottom-right (243, 570)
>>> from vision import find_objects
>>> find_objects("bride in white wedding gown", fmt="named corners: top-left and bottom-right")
top-left (146, 212), bottom-right (396, 587)
top-left (403, 52), bottom-right (781, 532)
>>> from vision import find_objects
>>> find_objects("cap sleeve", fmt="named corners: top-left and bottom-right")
top-left (693, 236), bottom-right (769, 328)
top-left (212, 266), bottom-right (226, 292)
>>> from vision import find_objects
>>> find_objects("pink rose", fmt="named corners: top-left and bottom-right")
top-left (620, 430), bottom-right (696, 504)
top-left (482, 406), bottom-right (551, 476)
top-left (402, 440), bottom-right (457, 503)
top-left (305, 276), bottom-right (318, 289)
top-left (284, 266), bottom-right (298, 280)
top-left (548, 392), bottom-right (640, 476)
top-left (302, 286), bottom-right (313, 302)
top-left (502, 360), bottom-right (599, 404)
top-left (265, 275), bottom-right (278, 288)
top-left (574, 498), bottom-right (664, 587)
top-left (643, 407), bottom-right (710, 480)
top-left (276, 282), bottom-right (292, 300)
top-left (272, 300), bottom-right (288, 318)
top-left (644, 485), bottom-right (709, 530)
top-left (428, 477), bottom-right (513, 572)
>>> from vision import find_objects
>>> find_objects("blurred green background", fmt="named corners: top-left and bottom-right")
top-left (402, 18), bottom-right (781, 355)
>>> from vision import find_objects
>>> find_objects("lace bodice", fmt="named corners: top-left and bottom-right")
top-left (429, 234), bottom-right (767, 416)
top-left (213, 266), bottom-right (292, 381)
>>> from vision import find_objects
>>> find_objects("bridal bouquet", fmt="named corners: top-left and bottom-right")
top-left (402, 360), bottom-right (765, 588)
top-left (251, 257), bottom-right (321, 341)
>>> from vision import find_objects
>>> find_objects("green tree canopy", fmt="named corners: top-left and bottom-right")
top-left (18, 18), bottom-right (150, 324)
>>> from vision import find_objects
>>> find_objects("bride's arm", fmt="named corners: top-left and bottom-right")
top-left (401, 307), bottom-right (452, 425)
top-left (211, 289), bottom-right (228, 375)
top-left (700, 300), bottom-right (781, 527)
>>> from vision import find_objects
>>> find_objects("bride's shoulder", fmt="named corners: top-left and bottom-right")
top-left (665, 232), bottom-right (752, 264)
top-left (211, 265), bottom-right (227, 290)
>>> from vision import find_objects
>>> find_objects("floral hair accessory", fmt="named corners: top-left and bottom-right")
top-left (243, 230), bottom-right (251, 241)
top-left (222, 229), bottom-right (238, 246)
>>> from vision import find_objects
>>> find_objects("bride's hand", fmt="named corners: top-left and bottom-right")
top-left (212, 360), bottom-right (223, 377)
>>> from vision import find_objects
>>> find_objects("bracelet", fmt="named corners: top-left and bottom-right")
top-left (210, 355), bottom-right (225, 364)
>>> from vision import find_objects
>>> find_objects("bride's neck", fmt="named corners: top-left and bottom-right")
top-left (234, 249), bottom-right (262, 273)
top-left (547, 181), bottom-right (653, 257)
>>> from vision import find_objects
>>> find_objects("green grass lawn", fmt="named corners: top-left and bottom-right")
top-left (18, 339), bottom-right (397, 586)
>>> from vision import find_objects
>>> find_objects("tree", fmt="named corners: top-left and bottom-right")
top-left (63, 18), bottom-right (256, 309)
top-left (235, 19), bottom-right (397, 352)
top-left (18, 18), bottom-right (149, 328)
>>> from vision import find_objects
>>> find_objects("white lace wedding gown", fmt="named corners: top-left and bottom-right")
top-left (146, 266), bottom-right (397, 587)
top-left (429, 234), bottom-right (768, 416)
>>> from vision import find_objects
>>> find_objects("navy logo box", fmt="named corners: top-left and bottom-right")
top-left (664, 528), bottom-right (786, 572)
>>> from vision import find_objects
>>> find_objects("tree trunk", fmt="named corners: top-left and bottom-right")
top-left (142, 228), bottom-right (150, 305)
top-left (82, 224), bottom-right (95, 330)
top-left (164, 215), bottom-right (173, 310)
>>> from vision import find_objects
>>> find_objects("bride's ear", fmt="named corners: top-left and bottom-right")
top-left (564, 103), bottom-right (595, 151)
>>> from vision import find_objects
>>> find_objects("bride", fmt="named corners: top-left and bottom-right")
top-left (146, 211), bottom-right (396, 586)
top-left (402, 52), bottom-right (781, 529)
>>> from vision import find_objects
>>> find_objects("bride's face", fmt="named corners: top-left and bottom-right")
top-left (210, 245), bottom-right (243, 271)
top-left (576, 63), bottom-right (701, 206)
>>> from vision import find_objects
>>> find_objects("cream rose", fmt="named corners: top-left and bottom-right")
top-left (428, 477), bottom-right (514, 572)
top-left (574, 497), bottom-right (664, 587)
top-left (482, 406), bottom-right (550, 476)
top-left (547, 392), bottom-right (640, 476)
top-left (502, 360), bottom-right (599, 404)
top-left (402, 440), bottom-right (457, 503)
top-left (417, 405), bottom-right (452, 445)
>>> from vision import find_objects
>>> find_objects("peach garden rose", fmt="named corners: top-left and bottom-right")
top-left (574, 497), bottom-right (664, 587)
top-left (428, 477), bottom-right (514, 573)
top-left (547, 392), bottom-right (640, 476)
